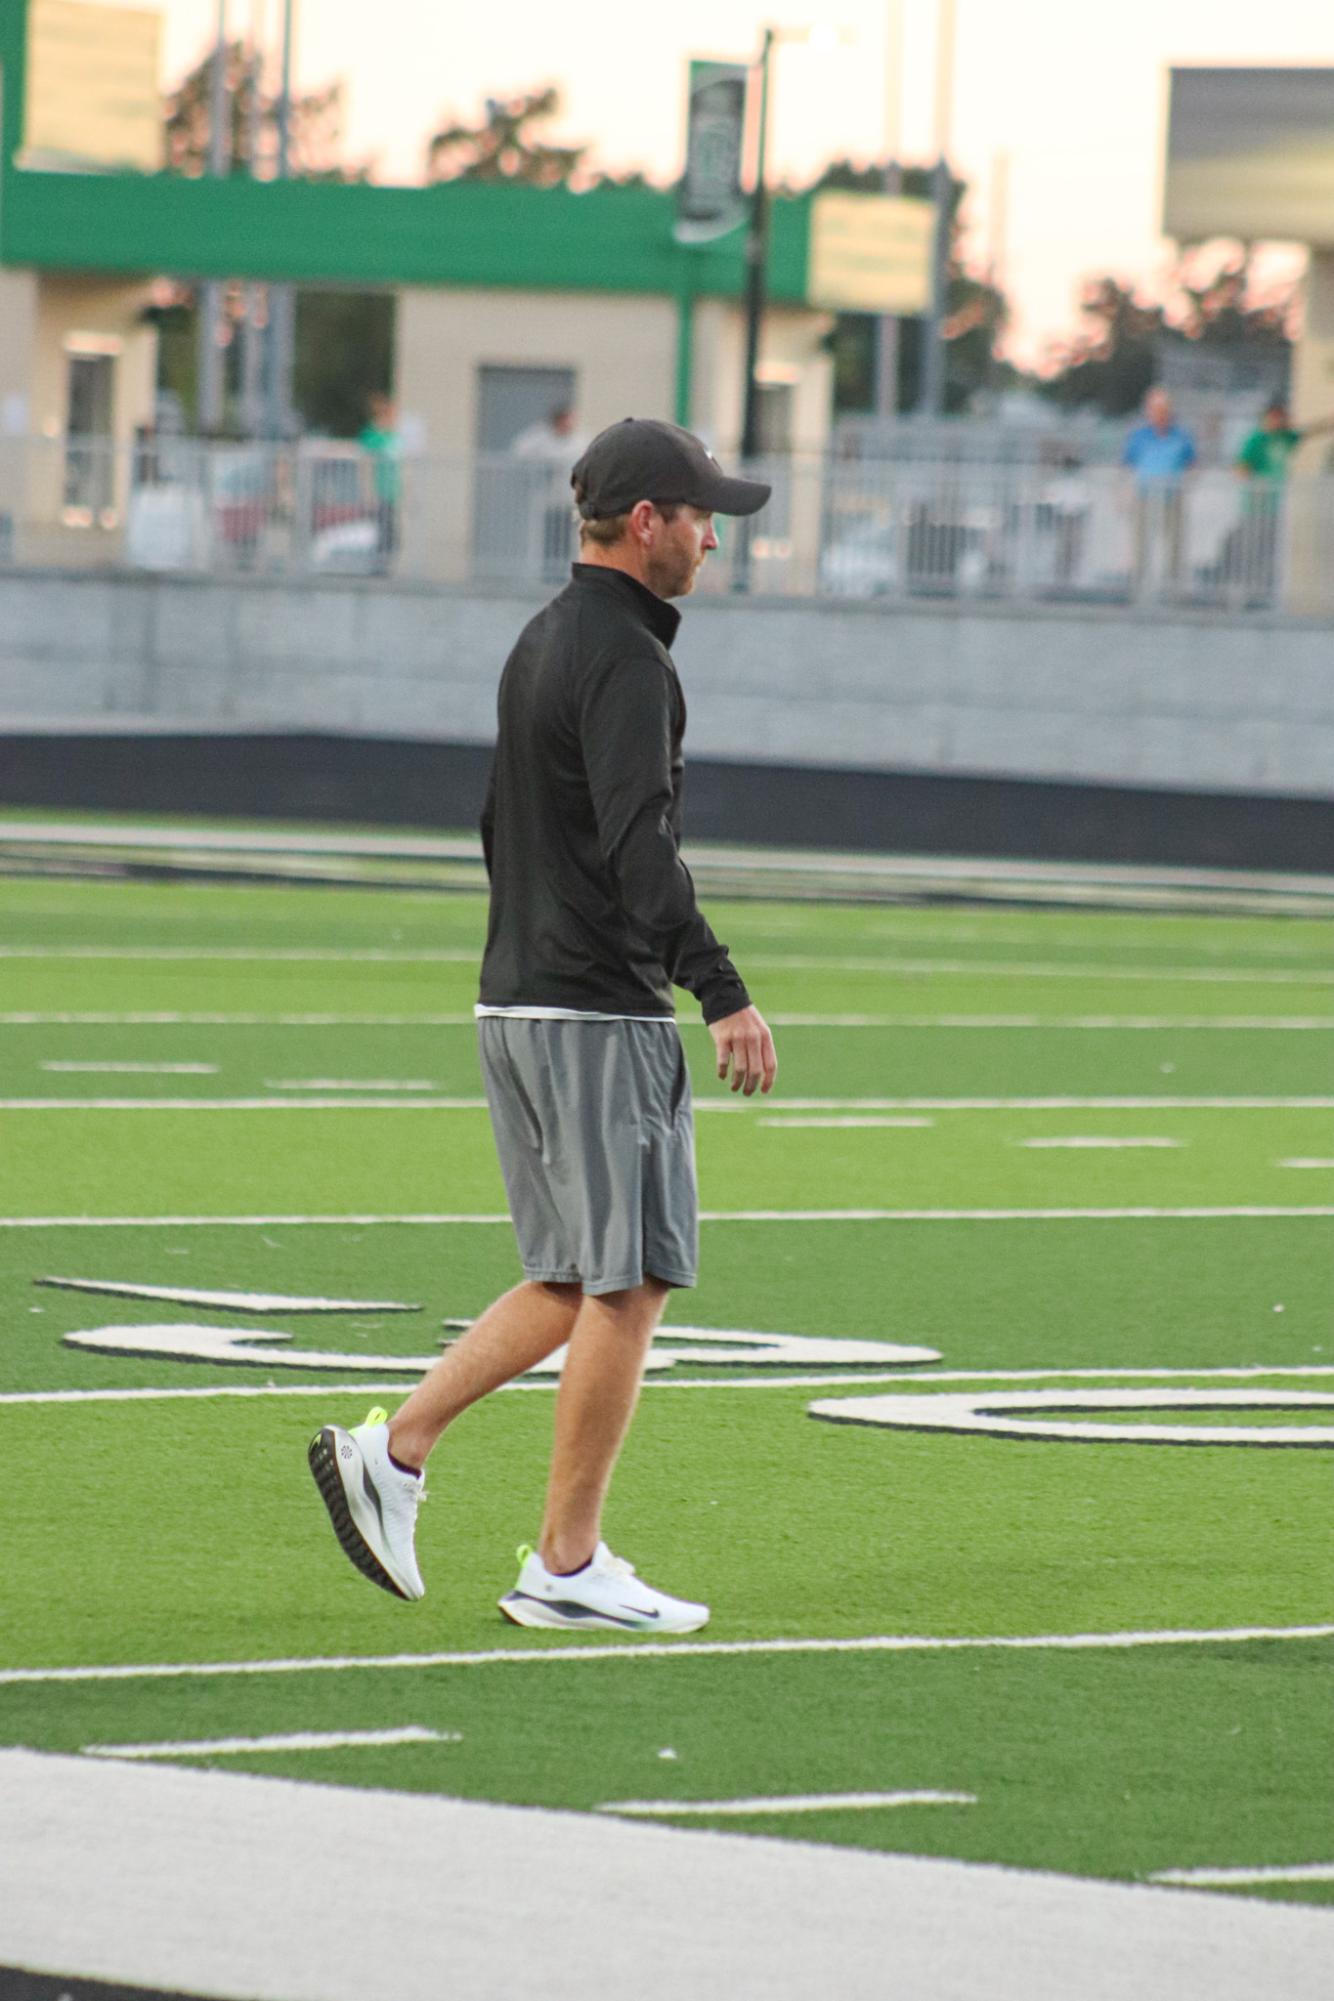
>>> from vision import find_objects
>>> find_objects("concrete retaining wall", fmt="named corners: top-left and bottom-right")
top-left (2, 570), bottom-right (1332, 801)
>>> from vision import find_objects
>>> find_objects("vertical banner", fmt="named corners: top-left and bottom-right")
top-left (675, 59), bottom-right (749, 245)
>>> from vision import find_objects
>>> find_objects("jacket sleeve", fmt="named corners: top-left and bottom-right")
top-left (480, 758), bottom-right (497, 882)
top-left (579, 651), bottom-right (750, 1024)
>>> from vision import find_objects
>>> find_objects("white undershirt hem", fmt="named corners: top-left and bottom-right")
top-left (475, 1004), bottom-right (675, 1023)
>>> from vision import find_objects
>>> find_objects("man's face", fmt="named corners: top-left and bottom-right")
top-left (1264, 405), bottom-right (1289, 432)
top-left (1145, 390), bottom-right (1172, 431)
top-left (645, 504), bottom-right (719, 598)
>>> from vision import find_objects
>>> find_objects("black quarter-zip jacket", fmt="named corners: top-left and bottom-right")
top-left (478, 564), bottom-right (751, 1025)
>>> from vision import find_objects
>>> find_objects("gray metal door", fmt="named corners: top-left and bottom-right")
top-left (476, 365), bottom-right (576, 451)
top-left (474, 365), bottom-right (578, 578)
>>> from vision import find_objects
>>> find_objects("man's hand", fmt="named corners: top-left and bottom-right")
top-left (708, 1005), bottom-right (777, 1097)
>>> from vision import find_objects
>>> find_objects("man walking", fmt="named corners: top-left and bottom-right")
top-left (309, 418), bottom-right (777, 1635)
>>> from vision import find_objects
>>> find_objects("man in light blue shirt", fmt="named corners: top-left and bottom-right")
top-left (1122, 387), bottom-right (1198, 486)
top-left (1123, 388), bottom-right (1197, 594)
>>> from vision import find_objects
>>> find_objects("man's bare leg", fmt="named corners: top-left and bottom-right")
top-left (538, 1279), bottom-right (669, 1574)
top-left (388, 1280), bottom-right (582, 1471)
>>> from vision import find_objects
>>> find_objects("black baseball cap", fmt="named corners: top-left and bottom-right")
top-left (571, 418), bottom-right (771, 520)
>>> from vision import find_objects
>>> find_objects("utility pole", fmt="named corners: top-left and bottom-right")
top-left (739, 26), bottom-right (775, 464)
top-left (238, 0), bottom-right (267, 439)
top-left (985, 147), bottom-right (1009, 404)
top-left (196, 0), bottom-right (230, 434)
top-left (917, 0), bottom-right (955, 417)
top-left (264, 0), bottom-right (296, 438)
top-left (874, 0), bottom-right (903, 422)
top-left (733, 26), bottom-right (774, 593)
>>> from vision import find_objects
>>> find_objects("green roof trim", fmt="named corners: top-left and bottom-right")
top-left (0, 165), bottom-right (812, 302)
top-left (0, 0), bottom-right (813, 302)
top-left (0, 0), bottom-right (810, 305)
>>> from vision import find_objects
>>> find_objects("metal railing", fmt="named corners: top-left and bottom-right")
top-left (0, 434), bottom-right (1330, 615)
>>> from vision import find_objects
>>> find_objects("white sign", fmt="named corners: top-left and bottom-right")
top-left (808, 193), bottom-right (935, 316)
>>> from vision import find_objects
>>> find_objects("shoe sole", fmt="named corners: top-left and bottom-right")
top-left (307, 1427), bottom-right (413, 1601)
top-left (497, 1591), bottom-right (708, 1635)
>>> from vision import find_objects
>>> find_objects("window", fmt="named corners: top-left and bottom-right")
top-left (63, 350), bottom-right (116, 522)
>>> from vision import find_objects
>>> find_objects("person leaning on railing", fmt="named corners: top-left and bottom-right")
top-left (1233, 399), bottom-right (1334, 605)
top-left (359, 391), bottom-right (402, 572)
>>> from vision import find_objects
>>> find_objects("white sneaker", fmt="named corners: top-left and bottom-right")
top-left (308, 1406), bottom-right (426, 1601)
top-left (498, 1542), bottom-right (708, 1634)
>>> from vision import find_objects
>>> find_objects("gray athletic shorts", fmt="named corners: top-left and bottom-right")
top-left (477, 1016), bottom-right (698, 1295)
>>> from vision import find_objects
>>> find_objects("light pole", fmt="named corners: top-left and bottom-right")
top-left (264, 0), bottom-right (296, 438)
top-left (739, 27), bottom-right (776, 466)
top-left (875, 0), bottom-right (904, 421)
top-left (238, 0), bottom-right (267, 439)
top-left (917, 0), bottom-right (955, 417)
top-left (197, 0), bottom-right (230, 434)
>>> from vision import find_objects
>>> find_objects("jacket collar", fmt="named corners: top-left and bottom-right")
top-left (569, 563), bottom-right (682, 649)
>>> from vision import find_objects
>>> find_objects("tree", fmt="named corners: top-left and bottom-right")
top-left (295, 292), bottom-right (394, 437)
top-left (1041, 259), bottom-right (1296, 417)
top-left (1040, 277), bottom-right (1162, 416)
top-left (806, 159), bottom-right (1013, 416)
top-left (163, 41), bottom-right (370, 181)
top-left (425, 86), bottom-right (587, 186)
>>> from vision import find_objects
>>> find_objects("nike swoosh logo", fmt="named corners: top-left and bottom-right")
top-left (623, 1606), bottom-right (660, 1620)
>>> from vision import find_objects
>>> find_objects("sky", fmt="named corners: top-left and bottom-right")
top-left (92, 0), bottom-right (1332, 365)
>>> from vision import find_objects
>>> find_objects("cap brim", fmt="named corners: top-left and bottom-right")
top-left (700, 473), bottom-right (772, 517)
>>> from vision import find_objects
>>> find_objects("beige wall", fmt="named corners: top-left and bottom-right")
top-left (15, 272), bottom-right (158, 554)
top-left (1292, 250), bottom-right (1334, 432)
top-left (395, 287), bottom-right (680, 580)
top-left (396, 288), bottom-right (679, 459)
top-left (32, 273), bottom-right (158, 443)
top-left (1284, 251), bottom-right (1334, 613)
top-left (0, 270), bottom-right (40, 541)
top-left (394, 283), bottom-right (834, 581)
top-left (0, 268), bottom-right (40, 420)
top-left (690, 301), bottom-right (835, 457)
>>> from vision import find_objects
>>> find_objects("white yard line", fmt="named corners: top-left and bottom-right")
top-left (1279, 1160), bottom-right (1334, 1170)
top-left (705, 1098), bottom-right (1334, 1111)
top-left (746, 956), bottom-right (1334, 987)
top-left (7, 944), bottom-right (1333, 982)
top-left (5, 1093), bottom-right (1333, 1114)
top-left (4, 1751), bottom-right (1329, 2001)
top-left (0, 1097), bottom-right (488, 1110)
top-left (1018, 1137), bottom-right (1182, 1150)
top-left (0, 1014), bottom-right (478, 1027)
top-left (765, 1015), bottom-right (1334, 1031)
top-left (758, 1116), bottom-right (935, 1129)
top-left (264, 1079), bottom-right (439, 1091)
top-left (2, 1207), bottom-right (1332, 1228)
top-left (39, 1061), bottom-right (219, 1075)
top-left (0, 946), bottom-right (481, 962)
top-left (6, 1364), bottom-right (1334, 1411)
top-left (2, 1623), bottom-right (1329, 1688)
top-left (37, 1278), bottom-right (419, 1313)
top-left (708, 1014), bottom-right (1334, 1031)
top-left (4, 1012), bottom-right (1333, 1030)
top-left (85, 1726), bottom-right (456, 1760)
top-left (598, 1791), bottom-right (976, 1818)
top-left (1150, 1865), bottom-right (1334, 1888)
top-left (0, 1382), bottom-right (444, 1407)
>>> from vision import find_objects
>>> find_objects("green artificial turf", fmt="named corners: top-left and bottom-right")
top-left (1, 863), bottom-right (1332, 1905)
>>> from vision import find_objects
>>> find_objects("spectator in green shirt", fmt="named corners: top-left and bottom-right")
top-left (1236, 399), bottom-right (1334, 483)
top-left (1233, 400), bottom-right (1334, 604)
top-left (359, 392), bottom-right (401, 570)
